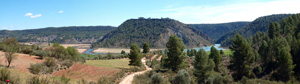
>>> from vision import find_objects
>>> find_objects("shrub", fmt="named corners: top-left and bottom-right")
top-left (32, 50), bottom-right (47, 59)
top-left (60, 75), bottom-right (70, 84)
top-left (97, 75), bottom-right (111, 84)
top-left (45, 57), bottom-right (57, 67)
top-left (61, 59), bottom-right (74, 68)
top-left (28, 63), bottom-right (44, 74)
top-left (173, 70), bottom-right (191, 84)
top-left (21, 46), bottom-right (33, 54)
top-left (26, 76), bottom-right (51, 84)
top-left (151, 73), bottom-right (163, 84)
top-left (0, 68), bottom-right (10, 82)
top-left (207, 73), bottom-right (224, 84)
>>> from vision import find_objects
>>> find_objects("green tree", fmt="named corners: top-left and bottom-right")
top-left (173, 70), bottom-right (191, 84)
top-left (268, 22), bottom-right (281, 39)
top-left (143, 43), bottom-right (150, 53)
top-left (151, 73), bottom-right (163, 84)
top-left (220, 50), bottom-right (224, 55)
top-left (107, 52), bottom-right (112, 59)
top-left (166, 35), bottom-right (186, 71)
top-left (209, 46), bottom-right (221, 71)
top-left (229, 34), bottom-right (255, 80)
top-left (128, 43), bottom-right (142, 67)
top-left (121, 50), bottom-right (126, 54)
top-left (273, 47), bottom-right (295, 82)
top-left (194, 49), bottom-right (215, 84)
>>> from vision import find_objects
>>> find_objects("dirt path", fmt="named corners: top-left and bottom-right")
top-left (119, 57), bottom-right (152, 84)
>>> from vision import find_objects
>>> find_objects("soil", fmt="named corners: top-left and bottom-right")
top-left (52, 63), bottom-right (119, 82)
top-left (0, 51), bottom-right (44, 73)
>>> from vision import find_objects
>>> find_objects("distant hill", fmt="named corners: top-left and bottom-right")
top-left (0, 26), bottom-right (116, 44)
top-left (189, 22), bottom-right (250, 41)
top-left (216, 14), bottom-right (292, 47)
top-left (92, 18), bottom-right (212, 48)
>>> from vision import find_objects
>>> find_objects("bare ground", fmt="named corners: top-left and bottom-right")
top-left (0, 51), bottom-right (44, 73)
top-left (52, 63), bottom-right (120, 82)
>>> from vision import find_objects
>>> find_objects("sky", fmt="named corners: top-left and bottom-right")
top-left (0, 0), bottom-right (299, 30)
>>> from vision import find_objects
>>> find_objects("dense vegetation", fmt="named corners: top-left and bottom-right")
top-left (92, 18), bottom-right (212, 48)
top-left (189, 22), bottom-right (249, 41)
top-left (217, 14), bottom-right (292, 47)
top-left (132, 14), bottom-right (300, 84)
top-left (0, 26), bottom-right (116, 44)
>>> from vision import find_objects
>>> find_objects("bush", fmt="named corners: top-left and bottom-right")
top-left (151, 73), bottom-right (163, 84)
top-left (173, 70), bottom-right (191, 84)
top-left (45, 57), bottom-right (57, 67)
top-left (21, 46), bottom-right (33, 54)
top-left (28, 63), bottom-right (44, 74)
top-left (32, 50), bottom-right (47, 59)
top-left (61, 59), bottom-right (74, 68)
top-left (60, 75), bottom-right (70, 84)
top-left (207, 73), bottom-right (224, 84)
top-left (0, 68), bottom-right (10, 82)
top-left (97, 75), bottom-right (111, 84)
top-left (26, 76), bottom-right (51, 84)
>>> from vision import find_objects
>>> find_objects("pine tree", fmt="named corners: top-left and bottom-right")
top-left (209, 46), bottom-right (221, 70)
top-left (274, 47), bottom-right (295, 82)
top-left (194, 49), bottom-right (215, 84)
top-left (229, 34), bottom-right (255, 80)
top-left (166, 35), bottom-right (186, 71)
top-left (143, 43), bottom-right (150, 53)
top-left (268, 22), bottom-right (281, 39)
top-left (129, 43), bottom-right (142, 67)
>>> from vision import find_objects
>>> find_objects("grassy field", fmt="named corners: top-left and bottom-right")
top-left (207, 50), bottom-right (233, 55)
top-left (85, 59), bottom-right (130, 69)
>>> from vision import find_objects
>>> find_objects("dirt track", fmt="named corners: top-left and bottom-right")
top-left (119, 57), bottom-right (152, 84)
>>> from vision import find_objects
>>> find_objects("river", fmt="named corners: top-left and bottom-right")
top-left (84, 44), bottom-right (225, 54)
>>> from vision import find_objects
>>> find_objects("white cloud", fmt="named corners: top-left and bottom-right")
top-left (58, 10), bottom-right (64, 13)
top-left (30, 14), bottom-right (42, 18)
top-left (150, 0), bottom-right (300, 24)
top-left (24, 13), bottom-right (32, 16)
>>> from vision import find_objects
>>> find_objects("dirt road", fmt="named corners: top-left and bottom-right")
top-left (119, 57), bottom-right (152, 84)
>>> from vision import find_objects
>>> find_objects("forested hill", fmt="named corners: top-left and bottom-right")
top-left (92, 18), bottom-right (213, 48)
top-left (216, 14), bottom-right (292, 47)
top-left (189, 22), bottom-right (250, 41)
top-left (0, 26), bottom-right (116, 44)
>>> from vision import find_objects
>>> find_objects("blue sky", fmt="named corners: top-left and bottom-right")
top-left (0, 0), bottom-right (299, 30)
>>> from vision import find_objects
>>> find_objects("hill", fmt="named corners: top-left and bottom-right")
top-left (92, 18), bottom-right (212, 48)
top-left (0, 26), bottom-right (116, 44)
top-left (189, 22), bottom-right (250, 41)
top-left (216, 14), bottom-right (292, 47)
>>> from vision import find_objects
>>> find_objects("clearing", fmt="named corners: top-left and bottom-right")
top-left (53, 59), bottom-right (130, 82)
top-left (93, 48), bottom-right (164, 53)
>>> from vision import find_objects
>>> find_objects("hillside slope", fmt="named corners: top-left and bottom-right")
top-left (189, 22), bottom-right (249, 41)
top-left (92, 18), bottom-right (212, 48)
top-left (0, 26), bottom-right (116, 44)
top-left (216, 14), bottom-right (292, 47)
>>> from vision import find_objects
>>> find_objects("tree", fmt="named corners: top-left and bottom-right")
top-left (143, 43), bottom-right (150, 53)
top-left (3, 38), bottom-right (18, 68)
top-left (268, 22), bottom-right (281, 39)
top-left (166, 35), bottom-right (186, 71)
top-left (173, 70), bottom-right (191, 84)
top-left (194, 49), bottom-right (215, 84)
top-left (273, 47), bottom-right (295, 82)
top-left (229, 34), bottom-right (255, 80)
top-left (107, 52), bottom-right (112, 59)
top-left (209, 46), bottom-right (221, 70)
top-left (220, 50), bottom-right (224, 55)
top-left (5, 47), bottom-right (17, 68)
top-left (128, 43), bottom-right (142, 67)
top-left (121, 50), bottom-right (126, 54)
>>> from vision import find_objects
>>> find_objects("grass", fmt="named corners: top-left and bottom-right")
top-left (206, 50), bottom-right (233, 55)
top-left (85, 59), bottom-right (130, 69)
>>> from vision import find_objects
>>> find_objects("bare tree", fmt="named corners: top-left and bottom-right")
top-left (5, 48), bottom-right (16, 68)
